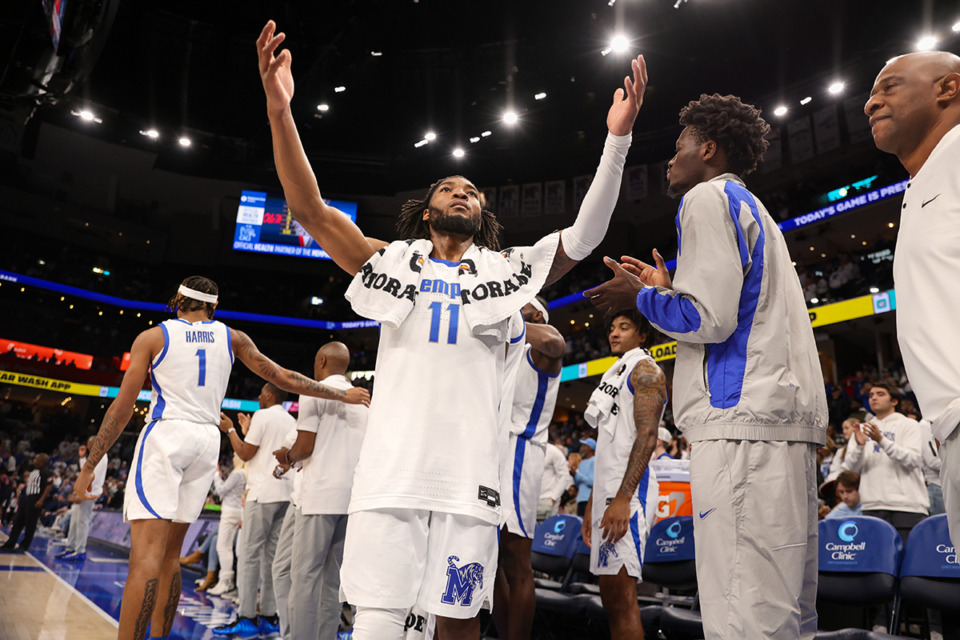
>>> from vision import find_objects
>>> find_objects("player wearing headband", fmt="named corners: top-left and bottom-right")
top-left (70, 276), bottom-right (369, 640)
top-left (493, 296), bottom-right (564, 640)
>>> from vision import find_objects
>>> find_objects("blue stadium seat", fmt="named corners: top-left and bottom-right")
top-left (531, 513), bottom-right (581, 591)
top-left (644, 517), bottom-right (702, 639)
top-left (898, 514), bottom-right (960, 637)
top-left (816, 516), bottom-right (904, 633)
top-left (563, 533), bottom-right (599, 595)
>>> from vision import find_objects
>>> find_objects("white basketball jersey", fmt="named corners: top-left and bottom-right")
top-left (349, 258), bottom-right (510, 525)
top-left (509, 343), bottom-right (561, 444)
top-left (148, 319), bottom-right (233, 425)
top-left (592, 349), bottom-right (664, 513)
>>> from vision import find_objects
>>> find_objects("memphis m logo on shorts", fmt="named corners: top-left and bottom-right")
top-left (598, 541), bottom-right (619, 568)
top-left (440, 555), bottom-right (484, 606)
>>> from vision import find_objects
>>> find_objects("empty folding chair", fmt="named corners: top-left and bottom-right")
top-left (898, 514), bottom-right (960, 638)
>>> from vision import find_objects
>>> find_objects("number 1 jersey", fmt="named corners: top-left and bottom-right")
top-left (348, 258), bottom-right (509, 525)
top-left (148, 319), bottom-right (234, 425)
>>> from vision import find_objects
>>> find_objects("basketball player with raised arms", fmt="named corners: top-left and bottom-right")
top-left (257, 19), bottom-right (646, 639)
top-left (493, 296), bottom-right (564, 640)
top-left (69, 277), bottom-right (370, 640)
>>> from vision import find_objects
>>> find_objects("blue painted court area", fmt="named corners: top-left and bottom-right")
top-left (2, 530), bottom-right (241, 639)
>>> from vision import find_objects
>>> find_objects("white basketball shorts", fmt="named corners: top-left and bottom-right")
top-left (340, 508), bottom-right (498, 619)
top-left (124, 418), bottom-right (220, 523)
top-left (501, 434), bottom-right (546, 539)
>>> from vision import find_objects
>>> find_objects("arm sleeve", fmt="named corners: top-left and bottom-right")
top-left (559, 133), bottom-right (631, 261)
top-left (879, 420), bottom-right (922, 470)
top-left (636, 183), bottom-right (745, 344)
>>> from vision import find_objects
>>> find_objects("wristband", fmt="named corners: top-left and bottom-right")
top-left (227, 428), bottom-right (236, 435)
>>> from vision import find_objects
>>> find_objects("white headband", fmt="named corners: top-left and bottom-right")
top-left (178, 285), bottom-right (218, 304)
top-left (529, 298), bottom-right (549, 323)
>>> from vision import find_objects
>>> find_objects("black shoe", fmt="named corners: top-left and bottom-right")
top-left (0, 543), bottom-right (17, 551)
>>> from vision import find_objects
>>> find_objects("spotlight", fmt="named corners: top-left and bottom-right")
top-left (178, 137), bottom-right (191, 147)
top-left (916, 35), bottom-right (938, 51)
top-left (317, 104), bottom-right (330, 112)
top-left (481, 130), bottom-right (492, 137)
top-left (370, 51), bottom-right (382, 57)
top-left (72, 109), bottom-right (102, 124)
top-left (827, 82), bottom-right (845, 95)
top-left (79, 110), bottom-right (94, 121)
top-left (811, 298), bottom-right (819, 304)
top-left (800, 96), bottom-right (812, 105)
top-left (869, 287), bottom-right (880, 294)
top-left (414, 139), bottom-right (428, 148)
top-left (424, 131), bottom-right (437, 141)
top-left (469, 136), bottom-right (480, 143)
top-left (452, 148), bottom-right (465, 158)
top-left (610, 35), bottom-right (629, 54)
top-left (773, 105), bottom-right (788, 117)
top-left (310, 297), bottom-right (324, 306)
top-left (534, 92), bottom-right (547, 100)
top-left (502, 110), bottom-right (518, 125)
top-left (139, 129), bottom-right (160, 139)
top-left (334, 86), bottom-right (346, 93)
top-left (953, 21), bottom-right (960, 33)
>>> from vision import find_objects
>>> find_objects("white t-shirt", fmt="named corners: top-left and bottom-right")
top-left (244, 404), bottom-right (298, 503)
top-left (894, 123), bottom-right (960, 441)
top-left (540, 443), bottom-right (571, 504)
top-left (296, 374), bottom-right (368, 515)
top-left (148, 319), bottom-right (233, 424)
top-left (349, 258), bottom-right (513, 525)
top-left (78, 455), bottom-right (108, 497)
top-left (509, 343), bottom-right (561, 444)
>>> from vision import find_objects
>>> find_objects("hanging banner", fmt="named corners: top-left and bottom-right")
top-left (521, 182), bottom-right (543, 217)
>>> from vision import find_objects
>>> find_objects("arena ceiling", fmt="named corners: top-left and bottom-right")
top-left (6, 0), bottom-right (957, 193)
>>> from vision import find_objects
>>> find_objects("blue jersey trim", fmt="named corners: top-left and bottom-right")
top-left (150, 370), bottom-right (166, 420)
top-left (522, 364), bottom-right (551, 439)
top-left (225, 326), bottom-right (235, 365)
top-left (626, 367), bottom-right (635, 395)
top-left (630, 511), bottom-right (643, 569)
top-left (154, 323), bottom-right (171, 367)
top-left (135, 421), bottom-right (162, 519)
top-left (705, 182), bottom-right (766, 409)
top-left (636, 288), bottom-right (702, 334)
top-left (512, 437), bottom-right (529, 537)
top-left (525, 349), bottom-right (560, 378)
top-left (429, 257), bottom-right (461, 267)
top-left (510, 321), bottom-right (527, 344)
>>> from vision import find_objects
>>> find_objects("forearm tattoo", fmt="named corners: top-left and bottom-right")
top-left (160, 570), bottom-right (181, 635)
top-left (239, 334), bottom-right (344, 399)
top-left (616, 360), bottom-right (667, 500)
top-left (545, 240), bottom-right (578, 286)
top-left (86, 414), bottom-right (122, 471)
top-left (133, 578), bottom-right (158, 640)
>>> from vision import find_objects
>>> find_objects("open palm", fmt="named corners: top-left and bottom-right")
top-left (258, 21), bottom-right (295, 117)
top-left (606, 55), bottom-right (648, 136)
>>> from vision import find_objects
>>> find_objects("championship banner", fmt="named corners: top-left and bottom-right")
top-left (544, 180), bottom-right (566, 216)
top-left (521, 182), bottom-right (542, 217)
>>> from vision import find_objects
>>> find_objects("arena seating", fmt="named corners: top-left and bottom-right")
top-left (816, 516), bottom-right (904, 633)
top-left (898, 514), bottom-right (960, 638)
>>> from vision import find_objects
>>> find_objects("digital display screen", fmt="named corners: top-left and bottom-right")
top-left (232, 190), bottom-right (358, 260)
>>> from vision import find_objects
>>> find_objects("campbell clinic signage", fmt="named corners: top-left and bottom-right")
top-left (0, 338), bottom-right (94, 370)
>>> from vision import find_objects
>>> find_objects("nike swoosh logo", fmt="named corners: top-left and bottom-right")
top-left (922, 194), bottom-right (941, 208)
top-left (699, 507), bottom-right (716, 519)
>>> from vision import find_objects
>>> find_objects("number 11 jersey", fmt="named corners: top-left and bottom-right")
top-left (148, 319), bottom-right (234, 425)
top-left (348, 258), bottom-right (509, 525)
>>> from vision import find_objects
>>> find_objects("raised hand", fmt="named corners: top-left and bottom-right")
top-left (607, 55), bottom-right (648, 136)
top-left (237, 412), bottom-right (252, 435)
top-left (583, 256), bottom-right (645, 314)
top-left (257, 20), bottom-right (294, 118)
top-left (621, 249), bottom-right (672, 290)
top-left (218, 412), bottom-right (234, 434)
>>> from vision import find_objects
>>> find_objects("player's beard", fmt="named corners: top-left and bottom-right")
top-left (428, 204), bottom-right (480, 238)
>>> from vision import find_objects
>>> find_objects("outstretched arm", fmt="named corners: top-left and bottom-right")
top-left (70, 328), bottom-right (163, 503)
top-left (257, 21), bottom-right (387, 275)
top-left (545, 55), bottom-right (647, 286)
top-left (598, 358), bottom-right (666, 543)
top-left (232, 329), bottom-right (370, 405)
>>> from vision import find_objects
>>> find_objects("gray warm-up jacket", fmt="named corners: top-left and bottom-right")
top-left (637, 173), bottom-right (827, 444)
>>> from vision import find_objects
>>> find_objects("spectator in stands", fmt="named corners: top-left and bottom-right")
top-left (842, 383), bottom-right (929, 541)
top-left (824, 471), bottom-right (862, 519)
top-left (654, 426), bottom-right (675, 460)
top-left (1, 453), bottom-right (52, 552)
top-left (827, 386), bottom-right (850, 431)
top-left (571, 438), bottom-right (595, 517)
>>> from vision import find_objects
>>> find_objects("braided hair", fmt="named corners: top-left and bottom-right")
top-left (166, 275), bottom-right (218, 319)
top-left (395, 176), bottom-right (503, 251)
top-left (679, 93), bottom-right (770, 176)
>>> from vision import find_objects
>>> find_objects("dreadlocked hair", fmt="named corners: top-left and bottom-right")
top-left (396, 176), bottom-right (503, 251)
top-left (166, 275), bottom-right (219, 319)
top-left (679, 93), bottom-right (771, 176)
